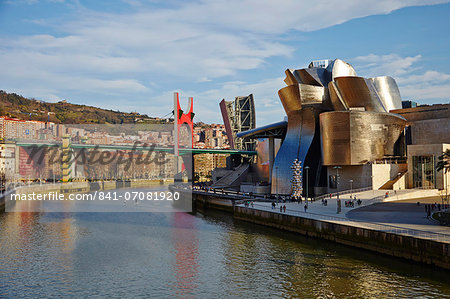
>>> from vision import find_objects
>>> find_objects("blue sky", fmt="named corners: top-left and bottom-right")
top-left (0, 0), bottom-right (449, 125)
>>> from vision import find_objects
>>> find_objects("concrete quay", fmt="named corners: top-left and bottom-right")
top-left (241, 189), bottom-right (449, 236)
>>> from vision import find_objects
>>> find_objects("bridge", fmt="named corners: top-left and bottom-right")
top-left (13, 140), bottom-right (256, 182)
top-left (6, 93), bottom-right (257, 183)
top-left (15, 141), bottom-right (257, 156)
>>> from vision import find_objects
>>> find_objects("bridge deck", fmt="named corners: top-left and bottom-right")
top-left (14, 141), bottom-right (256, 155)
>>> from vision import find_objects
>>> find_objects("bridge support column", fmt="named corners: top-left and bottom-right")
top-left (61, 135), bottom-right (72, 183)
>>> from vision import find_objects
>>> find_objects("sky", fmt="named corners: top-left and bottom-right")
top-left (0, 0), bottom-right (449, 125)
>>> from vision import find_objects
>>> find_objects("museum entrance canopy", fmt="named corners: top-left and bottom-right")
top-left (236, 120), bottom-right (287, 140)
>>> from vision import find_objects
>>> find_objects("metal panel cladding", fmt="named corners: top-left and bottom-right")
top-left (320, 111), bottom-right (406, 165)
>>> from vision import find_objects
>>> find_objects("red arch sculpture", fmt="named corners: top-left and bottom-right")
top-left (174, 92), bottom-right (194, 153)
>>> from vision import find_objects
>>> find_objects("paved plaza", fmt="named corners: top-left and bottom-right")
top-left (239, 189), bottom-right (450, 242)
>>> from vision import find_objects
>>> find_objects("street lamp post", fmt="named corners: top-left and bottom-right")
top-left (349, 179), bottom-right (353, 198)
top-left (446, 170), bottom-right (449, 204)
top-left (333, 166), bottom-right (341, 195)
top-left (305, 166), bottom-right (309, 207)
top-left (334, 166), bottom-right (342, 214)
top-left (396, 172), bottom-right (402, 201)
top-left (440, 170), bottom-right (448, 205)
top-left (421, 162), bottom-right (425, 188)
top-left (371, 175), bottom-right (374, 195)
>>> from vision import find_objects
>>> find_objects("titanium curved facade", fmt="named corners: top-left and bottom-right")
top-left (278, 84), bottom-right (329, 109)
top-left (369, 76), bottom-right (402, 111)
top-left (328, 81), bottom-right (349, 111)
top-left (297, 68), bottom-right (330, 87)
top-left (326, 59), bottom-right (357, 81)
top-left (333, 77), bottom-right (387, 112)
top-left (320, 111), bottom-right (406, 166)
top-left (266, 58), bottom-right (406, 195)
top-left (271, 106), bottom-right (320, 195)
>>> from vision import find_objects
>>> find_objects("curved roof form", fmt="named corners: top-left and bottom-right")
top-left (326, 59), bottom-right (357, 81)
top-left (334, 76), bottom-right (387, 112)
top-left (236, 120), bottom-right (287, 139)
top-left (369, 76), bottom-right (402, 111)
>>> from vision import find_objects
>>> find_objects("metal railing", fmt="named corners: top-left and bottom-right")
top-left (313, 187), bottom-right (373, 202)
top-left (191, 186), bottom-right (272, 200)
top-left (241, 202), bottom-right (450, 243)
top-left (374, 157), bottom-right (407, 164)
top-left (188, 185), bottom-right (383, 205)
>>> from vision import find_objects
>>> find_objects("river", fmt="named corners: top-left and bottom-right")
top-left (0, 186), bottom-right (449, 298)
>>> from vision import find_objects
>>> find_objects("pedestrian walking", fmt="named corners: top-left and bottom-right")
top-left (304, 205), bottom-right (307, 213)
top-left (426, 204), bottom-right (431, 217)
top-left (283, 205), bottom-right (286, 213)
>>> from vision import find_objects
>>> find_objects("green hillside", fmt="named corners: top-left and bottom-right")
top-left (0, 90), bottom-right (166, 124)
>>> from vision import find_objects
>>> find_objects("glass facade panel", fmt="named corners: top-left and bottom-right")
top-left (412, 155), bottom-right (436, 189)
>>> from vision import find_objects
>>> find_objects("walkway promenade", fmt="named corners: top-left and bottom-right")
top-left (237, 189), bottom-right (450, 243)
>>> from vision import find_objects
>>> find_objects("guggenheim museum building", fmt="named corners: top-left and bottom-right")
top-left (232, 59), bottom-right (449, 197)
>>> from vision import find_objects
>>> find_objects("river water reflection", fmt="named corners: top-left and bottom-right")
top-left (0, 186), bottom-right (449, 298)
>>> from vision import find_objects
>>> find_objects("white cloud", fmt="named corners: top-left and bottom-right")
top-left (400, 84), bottom-right (450, 101)
top-left (197, 77), bottom-right (287, 125)
top-left (164, 0), bottom-right (449, 34)
top-left (5, 1), bottom-right (448, 81)
top-left (397, 70), bottom-right (450, 85)
top-left (399, 70), bottom-right (450, 101)
top-left (351, 53), bottom-right (450, 102)
top-left (137, 77), bottom-right (286, 125)
top-left (1, 0), bottom-right (449, 122)
top-left (352, 53), bottom-right (422, 76)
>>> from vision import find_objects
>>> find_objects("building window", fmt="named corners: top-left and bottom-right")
top-left (329, 175), bottom-right (337, 189)
top-left (412, 155), bottom-right (436, 189)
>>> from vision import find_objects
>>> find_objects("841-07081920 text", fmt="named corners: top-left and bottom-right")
top-left (96, 191), bottom-right (180, 201)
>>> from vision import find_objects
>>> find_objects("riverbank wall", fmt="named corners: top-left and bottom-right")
top-left (191, 190), bottom-right (237, 212)
top-left (234, 206), bottom-right (450, 270)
